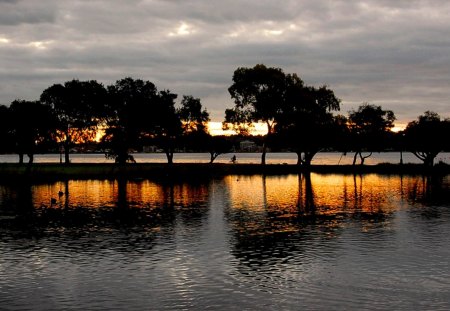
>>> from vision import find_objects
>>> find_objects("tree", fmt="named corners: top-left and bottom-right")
top-left (104, 78), bottom-right (182, 164)
top-left (178, 95), bottom-right (211, 154)
top-left (103, 77), bottom-right (159, 164)
top-left (275, 78), bottom-right (341, 166)
top-left (225, 64), bottom-right (286, 164)
top-left (206, 135), bottom-right (233, 163)
top-left (178, 95), bottom-right (210, 134)
top-left (347, 103), bottom-right (396, 165)
top-left (404, 111), bottom-right (450, 167)
top-left (9, 100), bottom-right (55, 164)
top-left (152, 90), bottom-right (182, 164)
top-left (40, 80), bottom-right (108, 164)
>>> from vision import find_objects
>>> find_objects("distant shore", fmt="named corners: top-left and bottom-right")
top-left (0, 162), bottom-right (449, 181)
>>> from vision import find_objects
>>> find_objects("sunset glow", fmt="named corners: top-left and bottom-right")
top-left (208, 121), bottom-right (269, 136)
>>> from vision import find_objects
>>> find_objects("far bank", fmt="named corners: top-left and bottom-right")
top-left (0, 163), bottom-right (449, 182)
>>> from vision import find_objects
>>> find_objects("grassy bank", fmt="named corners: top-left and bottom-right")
top-left (0, 162), bottom-right (449, 182)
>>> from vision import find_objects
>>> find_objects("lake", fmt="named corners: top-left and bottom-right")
top-left (1, 151), bottom-right (450, 165)
top-left (1, 174), bottom-right (450, 310)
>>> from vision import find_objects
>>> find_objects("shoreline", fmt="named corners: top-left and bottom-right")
top-left (0, 162), bottom-right (449, 181)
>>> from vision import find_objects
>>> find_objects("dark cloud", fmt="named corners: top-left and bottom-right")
top-left (0, 0), bottom-right (56, 25)
top-left (0, 0), bottom-right (449, 125)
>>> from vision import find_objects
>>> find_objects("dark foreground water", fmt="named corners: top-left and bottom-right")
top-left (1, 174), bottom-right (450, 310)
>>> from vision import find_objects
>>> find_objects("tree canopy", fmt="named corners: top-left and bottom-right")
top-left (226, 65), bottom-right (342, 166)
top-left (40, 79), bottom-right (108, 164)
top-left (2, 69), bottom-right (449, 168)
top-left (275, 78), bottom-right (341, 166)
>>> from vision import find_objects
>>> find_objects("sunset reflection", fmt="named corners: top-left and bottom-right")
top-left (1, 174), bottom-right (448, 234)
top-left (225, 173), bottom-right (402, 220)
top-left (30, 179), bottom-right (210, 210)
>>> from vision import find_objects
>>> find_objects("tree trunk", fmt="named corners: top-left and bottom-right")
top-left (359, 152), bottom-right (372, 165)
top-left (209, 152), bottom-right (218, 164)
top-left (352, 152), bottom-right (359, 166)
top-left (304, 151), bottom-right (318, 167)
top-left (424, 155), bottom-right (434, 167)
top-left (166, 150), bottom-right (173, 164)
top-left (261, 143), bottom-right (267, 165)
top-left (18, 153), bottom-right (24, 164)
top-left (27, 153), bottom-right (34, 164)
top-left (64, 140), bottom-right (70, 165)
top-left (261, 121), bottom-right (273, 165)
top-left (296, 152), bottom-right (302, 166)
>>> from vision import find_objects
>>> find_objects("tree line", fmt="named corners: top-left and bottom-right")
top-left (0, 64), bottom-right (449, 167)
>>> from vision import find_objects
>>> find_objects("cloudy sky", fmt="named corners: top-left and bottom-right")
top-left (1, 0), bottom-right (449, 128)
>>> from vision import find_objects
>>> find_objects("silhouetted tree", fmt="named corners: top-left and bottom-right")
top-left (152, 90), bottom-right (182, 164)
top-left (178, 95), bottom-right (210, 134)
top-left (404, 111), bottom-right (450, 166)
top-left (225, 64), bottom-right (286, 164)
top-left (9, 100), bottom-right (55, 164)
top-left (275, 78), bottom-right (341, 166)
top-left (103, 77), bottom-right (159, 164)
top-left (178, 95), bottom-right (210, 153)
top-left (40, 80), bottom-right (108, 164)
top-left (347, 103), bottom-right (396, 165)
top-left (207, 135), bottom-right (233, 163)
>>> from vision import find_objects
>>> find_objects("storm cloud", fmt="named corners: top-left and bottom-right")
top-left (1, 0), bottom-right (449, 125)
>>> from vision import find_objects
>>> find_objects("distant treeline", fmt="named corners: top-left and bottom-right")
top-left (0, 64), bottom-right (449, 166)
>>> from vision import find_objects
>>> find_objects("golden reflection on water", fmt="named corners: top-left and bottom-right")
top-left (225, 174), bottom-right (402, 216)
top-left (32, 180), bottom-right (210, 209)
top-left (15, 174), bottom-right (450, 217)
top-left (223, 173), bottom-right (409, 238)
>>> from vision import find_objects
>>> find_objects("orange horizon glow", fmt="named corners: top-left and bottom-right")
top-left (92, 121), bottom-right (405, 142)
top-left (208, 121), bottom-right (269, 136)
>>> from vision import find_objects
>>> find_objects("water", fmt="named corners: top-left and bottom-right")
top-left (1, 151), bottom-right (450, 164)
top-left (1, 174), bottom-right (450, 310)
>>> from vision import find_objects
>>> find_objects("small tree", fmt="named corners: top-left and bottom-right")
top-left (207, 136), bottom-right (233, 163)
top-left (178, 95), bottom-right (210, 134)
top-left (178, 95), bottom-right (211, 153)
top-left (404, 111), bottom-right (450, 167)
top-left (347, 103), bottom-right (396, 165)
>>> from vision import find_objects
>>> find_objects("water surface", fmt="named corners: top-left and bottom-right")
top-left (1, 174), bottom-right (449, 310)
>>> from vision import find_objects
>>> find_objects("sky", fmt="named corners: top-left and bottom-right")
top-left (1, 0), bottom-right (449, 131)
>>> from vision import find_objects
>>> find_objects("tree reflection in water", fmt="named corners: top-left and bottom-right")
top-left (0, 174), bottom-right (449, 255)
top-left (226, 173), bottom-right (398, 269)
top-left (0, 179), bottom-right (211, 246)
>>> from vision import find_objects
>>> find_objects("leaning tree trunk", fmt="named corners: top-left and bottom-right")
top-left (352, 151), bottom-right (359, 166)
top-left (359, 152), bottom-right (372, 165)
top-left (209, 152), bottom-right (219, 164)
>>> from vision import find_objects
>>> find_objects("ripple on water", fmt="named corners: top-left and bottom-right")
top-left (1, 176), bottom-right (450, 310)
